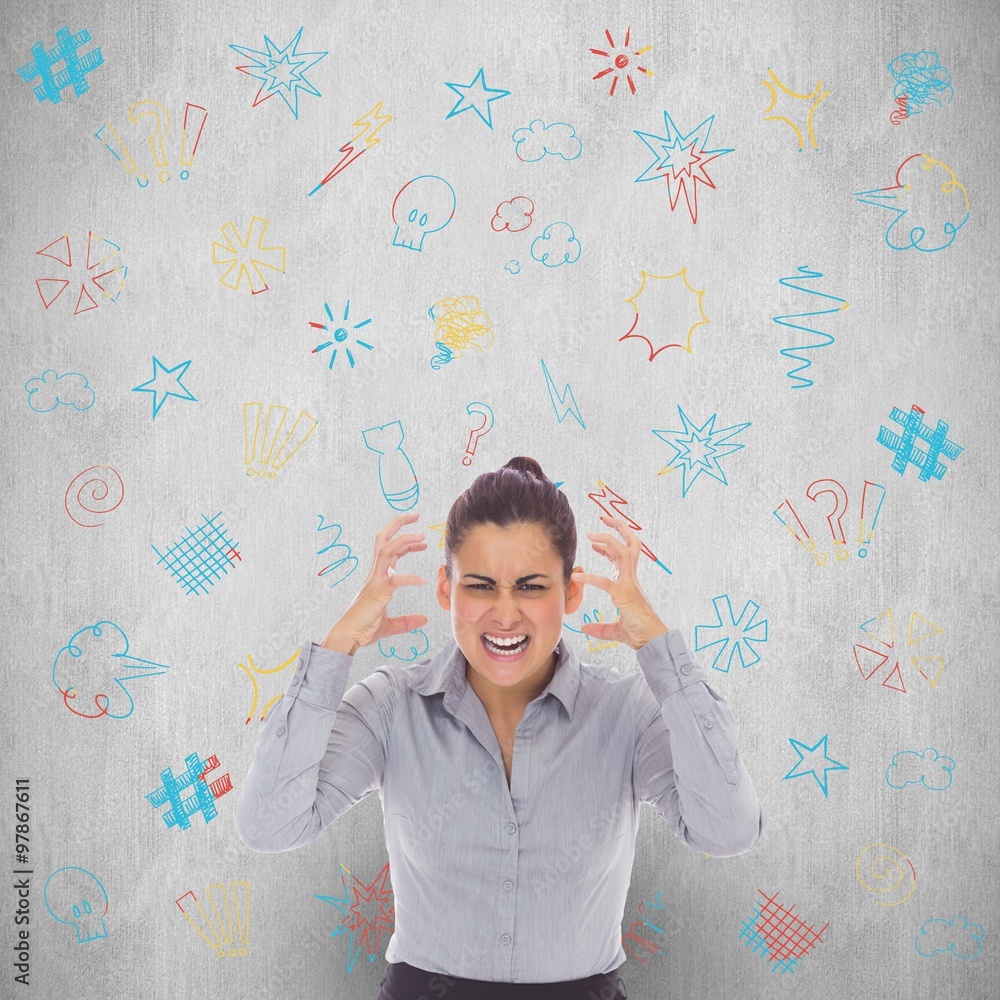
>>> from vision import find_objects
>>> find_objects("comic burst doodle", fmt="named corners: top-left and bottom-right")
top-left (132, 356), bottom-right (197, 420)
top-left (589, 26), bottom-right (653, 96)
top-left (211, 216), bottom-right (286, 294)
top-left (620, 267), bottom-right (709, 360)
top-left (633, 109), bottom-right (733, 223)
top-left (428, 295), bottom-right (494, 369)
top-left (42, 868), bottom-right (109, 944)
top-left (653, 405), bottom-right (752, 497)
top-left (230, 28), bottom-right (328, 118)
top-left (876, 403), bottom-right (964, 482)
top-left (237, 648), bottom-right (299, 724)
top-left (17, 26), bottom-right (104, 105)
top-left (540, 357), bottom-right (585, 429)
top-left (316, 861), bottom-right (395, 973)
top-left (587, 479), bottom-right (671, 575)
top-left (694, 595), bottom-right (769, 672)
top-left (782, 734), bottom-right (849, 797)
top-left (145, 751), bottom-right (231, 830)
top-left (307, 101), bottom-right (391, 196)
top-left (853, 608), bottom-right (947, 693)
top-left (760, 67), bottom-right (831, 151)
top-left (444, 67), bottom-right (510, 129)
top-left (243, 402), bottom-right (318, 479)
top-left (308, 299), bottom-right (374, 371)
top-left (176, 882), bottom-right (250, 957)
top-left (361, 420), bottom-right (419, 511)
top-left (150, 512), bottom-right (241, 595)
top-left (738, 890), bottom-right (829, 971)
top-left (64, 465), bottom-right (124, 527)
top-left (888, 51), bottom-right (954, 116)
top-left (93, 100), bottom-right (208, 187)
top-left (855, 842), bottom-right (917, 906)
top-left (914, 915), bottom-right (986, 959)
top-left (774, 266), bottom-right (848, 388)
top-left (34, 231), bottom-right (127, 314)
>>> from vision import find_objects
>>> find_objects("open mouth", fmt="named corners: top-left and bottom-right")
top-left (481, 633), bottom-right (531, 660)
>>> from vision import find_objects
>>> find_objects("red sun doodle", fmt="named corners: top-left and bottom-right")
top-left (589, 27), bottom-right (654, 96)
top-left (35, 231), bottom-right (127, 315)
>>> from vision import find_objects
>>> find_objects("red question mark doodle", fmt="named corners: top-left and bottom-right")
top-left (805, 478), bottom-right (849, 565)
top-left (462, 402), bottom-right (494, 466)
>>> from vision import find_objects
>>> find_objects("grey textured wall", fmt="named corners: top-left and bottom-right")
top-left (3, 0), bottom-right (997, 997)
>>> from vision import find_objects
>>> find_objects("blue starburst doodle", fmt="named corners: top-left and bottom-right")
top-left (444, 67), bottom-right (510, 129)
top-left (694, 595), bottom-right (769, 672)
top-left (230, 27), bottom-right (328, 119)
top-left (652, 405), bottom-right (751, 497)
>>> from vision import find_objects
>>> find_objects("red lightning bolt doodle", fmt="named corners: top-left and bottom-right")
top-left (308, 101), bottom-right (392, 196)
top-left (587, 479), bottom-right (672, 575)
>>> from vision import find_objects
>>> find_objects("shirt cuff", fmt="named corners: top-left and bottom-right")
top-left (634, 628), bottom-right (710, 703)
top-left (293, 641), bottom-right (356, 711)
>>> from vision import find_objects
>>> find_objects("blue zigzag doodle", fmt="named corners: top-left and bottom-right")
top-left (540, 358), bottom-right (585, 429)
top-left (774, 266), bottom-right (849, 388)
top-left (694, 595), bottom-right (769, 671)
top-left (315, 516), bottom-right (360, 587)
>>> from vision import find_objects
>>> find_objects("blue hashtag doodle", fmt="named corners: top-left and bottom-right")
top-left (16, 26), bottom-right (104, 105)
top-left (145, 752), bottom-right (218, 830)
top-left (876, 404), bottom-right (964, 482)
top-left (150, 512), bottom-right (240, 595)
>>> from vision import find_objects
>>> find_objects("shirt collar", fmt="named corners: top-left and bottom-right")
top-left (403, 634), bottom-right (582, 721)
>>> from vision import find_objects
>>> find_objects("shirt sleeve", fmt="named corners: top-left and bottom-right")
top-left (234, 640), bottom-right (398, 853)
top-left (631, 628), bottom-right (764, 857)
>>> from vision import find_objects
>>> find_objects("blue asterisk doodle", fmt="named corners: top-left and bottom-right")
top-left (230, 27), bottom-right (328, 119)
top-left (694, 595), bottom-right (768, 672)
top-left (652, 405), bottom-right (751, 497)
top-left (782, 734), bottom-right (849, 797)
top-left (132, 357), bottom-right (197, 419)
top-left (444, 67), bottom-right (510, 129)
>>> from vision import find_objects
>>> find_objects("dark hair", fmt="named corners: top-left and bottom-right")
top-left (444, 456), bottom-right (577, 586)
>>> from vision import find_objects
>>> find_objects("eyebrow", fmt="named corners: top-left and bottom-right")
top-left (461, 573), bottom-right (549, 584)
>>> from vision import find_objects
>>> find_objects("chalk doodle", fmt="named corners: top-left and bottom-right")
top-left (760, 67), bottom-right (830, 151)
top-left (587, 479), bottom-right (672, 575)
top-left (315, 517), bottom-right (360, 588)
top-left (25, 370), bottom-right (96, 412)
top-left (378, 630), bottom-right (431, 662)
top-left (17, 26), bottom-right (103, 105)
top-left (853, 609), bottom-right (946, 693)
top-left (65, 465), bottom-right (124, 527)
top-left (43, 868), bottom-right (109, 944)
top-left (634, 109), bottom-right (733, 223)
top-left (540, 358), bottom-right (585, 429)
top-left (150, 511), bottom-right (241, 594)
top-left (176, 882), bottom-right (251, 957)
top-left (146, 751), bottom-right (232, 830)
top-left (589, 26), bottom-right (653, 96)
top-left (308, 299), bottom-right (375, 371)
top-left (774, 266), bottom-right (849, 388)
top-left (504, 259), bottom-right (521, 275)
top-left (428, 295), bottom-right (494, 368)
top-left (51, 620), bottom-right (169, 720)
top-left (914, 916), bottom-right (986, 959)
top-left (212, 216), bottom-right (286, 294)
top-left (620, 267), bottom-right (709, 361)
top-left (621, 890), bottom-right (666, 967)
top-left (782, 734), bottom-right (849, 797)
top-left (855, 842), bottom-right (916, 906)
top-left (237, 648), bottom-right (299, 724)
top-left (738, 890), bottom-right (829, 970)
top-left (361, 420), bottom-right (419, 510)
top-left (562, 608), bottom-right (621, 652)
top-left (890, 93), bottom-right (909, 125)
top-left (530, 222), bottom-right (581, 267)
top-left (512, 120), bottom-right (582, 162)
top-left (316, 861), bottom-right (395, 973)
top-left (132, 356), bottom-right (197, 420)
top-left (694, 595), bottom-right (769, 672)
top-left (94, 100), bottom-right (207, 186)
top-left (243, 402), bottom-right (318, 479)
top-left (853, 153), bottom-right (970, 252)
top-left (888, 51), bottom-right (954, 116)
top-left (462, 401), bottom-right (494, 466)
top-left (34, 231), bottom-right (127, 314)
top-left (653, 405), bottom-right (752, 497)
top-left (491, 196), bottom-right (534, 232)
top-left (876, 403), bottom-right (964, 481)
top-left (885, 747), bottom-right (956, 791)
top-left (308, 101), bottom-right (391, 196)
top-left (392, 175), bottom-right (456, 251)
top-left (230, 28), bottom-right (328, 118)
top-left (444, 67), bottom-right (510, 129)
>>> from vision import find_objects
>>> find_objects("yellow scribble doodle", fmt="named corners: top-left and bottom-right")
top-left (761, 67), bottom-right (830, 151)
top-left (429, 295), bottom-right (494, 360)
top-left (855, 841), bottom-right (916, 906)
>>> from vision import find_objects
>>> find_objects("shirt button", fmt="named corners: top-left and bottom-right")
top-left (503, 880), bottom-right (513, 891)
top-left (680, 664), bottom-right (692, 675)
top-left (501, 934), bottom-right (512, 945)
top-left (506, 823), bottom-right (516, 835)
top-left (276, 726), bottom-right (285, 736)
top-left (703, 719), bottom-right (713, 729)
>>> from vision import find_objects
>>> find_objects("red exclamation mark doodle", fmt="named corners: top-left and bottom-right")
top-left (857, 480), bottom-right (887, 558)
top-left (179, 103), bottom-right (208, 180)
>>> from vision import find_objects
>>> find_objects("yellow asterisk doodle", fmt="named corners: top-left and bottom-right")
top-left (212, 216), bottom-right (286, 295)
top-left (761, 68), bottom-right (830, 151)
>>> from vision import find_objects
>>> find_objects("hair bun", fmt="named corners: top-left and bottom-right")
top-left (503, 456), bottom-right (550, 482)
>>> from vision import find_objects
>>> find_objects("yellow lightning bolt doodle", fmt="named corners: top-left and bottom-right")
top-left (761, 68), bottom-right (830, 151)
top-left (308, 101), bottom-right (392, 195)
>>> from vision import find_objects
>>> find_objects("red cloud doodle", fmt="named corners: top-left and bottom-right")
top-left (491, 196), bottom-right (534, 233)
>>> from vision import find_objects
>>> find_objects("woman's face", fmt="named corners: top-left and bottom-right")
top-left (436, 521), bottom-right (585, 708)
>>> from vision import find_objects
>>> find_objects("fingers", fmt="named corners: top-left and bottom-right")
top-left (377, 511), bottom-right (420, 545)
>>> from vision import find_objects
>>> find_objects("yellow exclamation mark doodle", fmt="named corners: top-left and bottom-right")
top-left (176, 882), bottom-right (251, 957)
top-left (856, 480), bottom-right (887, 558)
top-left (242, 402), bottom-right (319, 479)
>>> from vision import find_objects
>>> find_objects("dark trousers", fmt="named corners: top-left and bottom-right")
top-left (377, 960), bottom-right (627, 1000)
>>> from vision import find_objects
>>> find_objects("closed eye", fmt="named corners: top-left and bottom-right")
top-left (466, 583), bottom-right (544, 591)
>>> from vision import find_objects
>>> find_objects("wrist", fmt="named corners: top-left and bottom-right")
top-left (320, 626), bottom-right (360, 656)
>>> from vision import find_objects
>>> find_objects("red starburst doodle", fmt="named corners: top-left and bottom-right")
top-left (589, 27), bottom-right (654, 96)
top-left (34, 231), bottom-right (127, 315)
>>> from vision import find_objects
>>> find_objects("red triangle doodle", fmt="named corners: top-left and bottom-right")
top-left (36, 278), bottom-right (71, 308)
top-left (852, 643), bottom-right (889, 681)
top-left (86, 231), bottom-right (121, 271)
top-left (74, 283), bottom-right (100, 315)
top-left (880, 661), bottom-right (907, 693)
top-left (92, 265), bottom-right (127, 302)
top-left (36, 234), bottom-right (72, 267)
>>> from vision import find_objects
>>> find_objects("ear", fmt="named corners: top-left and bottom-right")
top-left (436, 564), bottom-right (451, 612)
top-left (564, 565), bottom-right (586, 614)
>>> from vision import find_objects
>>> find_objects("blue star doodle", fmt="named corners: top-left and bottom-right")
top-left (444, 67), bottom-right (510, 129)
top-left (876, 403), bottom-right (964, 482)
top-left (634, 110), bottom-right (733, 224)
top-left (230, 28), bottom-right (328, 119)
top-left (694, 595), bottom-right (769, 672)
top-left (782, 735), bottom-right (849, 798)
top-left (132, 357), bottom-right (197, 419)
top-left (652, 406), bottom-right (751, 497)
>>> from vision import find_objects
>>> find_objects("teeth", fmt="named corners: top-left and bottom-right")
top-left (483, 633), bottom-right (527, 647)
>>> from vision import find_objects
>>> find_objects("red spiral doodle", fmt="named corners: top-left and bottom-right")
top-left (64, 464), bottom-right (125, 527)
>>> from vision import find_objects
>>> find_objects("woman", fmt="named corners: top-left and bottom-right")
top-left (235, 456), bottom-right (764, 999)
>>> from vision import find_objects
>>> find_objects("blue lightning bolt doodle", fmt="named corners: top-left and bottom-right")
top-left (150, 512), bottom-right (241, 595)
top-left (694, 596), bottom-right (769, 672)
top-left (444, 67), bottom-right (510, 129)
top-left (540, 358), bottom-right (585, 429)
top-left (316, 862), bottom-right (395, 973)
top-left (145, 752), bottom-right (221, 830)
top-left (17, 26), bottom-right (104, 105)
top-left (230, 28), bottom-right (328, 119)
top-left (782, 734), bottom-right (849, 797)
top-left (876, 404), bottom-right (964, 482)
top-left (131, 356), bottom-right (197, 419)
top-left (653, 406), bottom-right (751, 497)
top-left (308, 299), bottom-right (375, 371)
top-left (774, 266), bottom-right (849, 388)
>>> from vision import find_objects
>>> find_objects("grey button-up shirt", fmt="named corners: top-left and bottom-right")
top-left (235, 627), bottom-right (763, 982)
